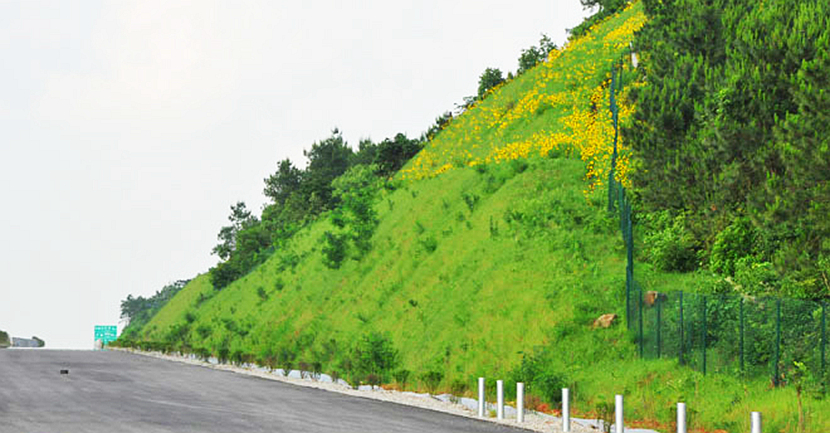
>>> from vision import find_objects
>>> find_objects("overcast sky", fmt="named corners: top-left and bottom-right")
top-left (0, 0), bottom-right (592, 349)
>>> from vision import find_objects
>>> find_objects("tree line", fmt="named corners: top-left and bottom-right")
top-left (625, 0), bottom-right (830, 299)
top-left (209, 129), bottom-right (426, 288)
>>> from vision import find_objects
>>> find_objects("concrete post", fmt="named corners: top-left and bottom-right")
top-left (615, 394), bottom-right (624, 433)
top-left (677, 403), bottom-right (686, 433)
top-left (497, 380), bottom-right (504, 420)
top-left (562, 388), bottom-right (571, 432)
top-left (751, 412), bottom-right (762, 433)
top-left (516, 382), bottom-right (524, 423)
top-left (478, 377), bottom-right (485, 417)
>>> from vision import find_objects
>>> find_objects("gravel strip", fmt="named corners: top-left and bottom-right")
top-left (110, 347), bottom-right (614, 432)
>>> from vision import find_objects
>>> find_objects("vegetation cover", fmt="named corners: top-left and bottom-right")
top-left (626, 0), bottom-right (830, 298)
top-left (116, 1), bottom-right (830, 431)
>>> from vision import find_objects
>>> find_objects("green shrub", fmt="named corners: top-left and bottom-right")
top-left (420, 370), bottom-right (444, 394)
top-left (733, 257), bottom-right (779, 295)
top-left (196, 324), bottom-right (212, 339)
top-left (450, 379), bottom-right (468, 396)
top-left (462, 192), bottom-right (480, 212)
top-left (710, 217), bottom-right (756, 276)
top-left (321, 231), bottom-right (348, 269)
top-left (393, 369), bottom-right (411, 389)
top-left (642, 211), bottom-right (697, 272)
top-left (353, 331), bottom-right (399, 383)
top-left (419, 236), bottom-right (438, 253)
top-left (256, 286), bottom-right (268, 301)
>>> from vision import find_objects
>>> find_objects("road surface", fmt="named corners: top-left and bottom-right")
top-left (0, 349), bottom-right (528, 433)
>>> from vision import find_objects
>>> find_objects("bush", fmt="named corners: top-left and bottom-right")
top-left (509, 350), bottom-right (570, 405)
top-left (393, 369), bottom-right (411, 389)
top-left (420, 370), bottom-right (444, 394)
top-left (477, 68), bottom-right (504, 99)
top-left (642, 211), bottom-right (697, 272)
top-left (196, 324), bottom-right (212, 339)
top-left (256, 286), bottom-right (268, 301)
top-left (353, 332), bottom-right (399, 384)
top-left (462, 192), bottom-right (480, 212)
top-left (450, 379), bottom-right (467, 396)
top-left (733, 257), bottom-right (779, 295)
top-left (517, 34), bottom-right (557, 74)
top-left (419, 236), bottom-right (438, 253)
top-left (321, 231), bottom-right (348, 269)
top-left (710, 217), bottom-right (755, 276)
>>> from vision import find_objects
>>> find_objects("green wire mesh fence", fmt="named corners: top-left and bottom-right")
top-left (605, 59), bottom-right (827, 387)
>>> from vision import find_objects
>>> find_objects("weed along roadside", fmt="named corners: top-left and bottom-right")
top-left (116, 347), bottom-right (774, 433)
top-left (111, 347), bottom-right (596, 433)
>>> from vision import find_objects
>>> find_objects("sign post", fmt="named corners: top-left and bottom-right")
top-left (94, 325), bottom-right (117, 349)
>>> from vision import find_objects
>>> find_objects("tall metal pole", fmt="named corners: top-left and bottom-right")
top-left (822, 302), bottom-right (826, 390)
top-left (657, 296), bottom-right (662, 358)
top-left (740, 298), bottom-right (745, 372)
top-left (639, 283), bottom-right (644, 359)
top-left (774, 299), bottom-right (782, 387)
top-left (702, 295), bottom-right (707, 375)
top-left (679, 291), bottom-right (685, 365)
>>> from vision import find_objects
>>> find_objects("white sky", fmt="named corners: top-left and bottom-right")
top-left (0, 0), bottom-right (592, 349)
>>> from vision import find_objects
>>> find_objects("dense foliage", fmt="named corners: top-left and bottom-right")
top-left (476, 67), bottom-right (505, 99)
top-left (626, 0), bottom-right (830, 298)
top-left (119, 279), bottom-right (190, 336)
top-left (517, 34), bottom-right (558, 75)
top-left (209, 128), bottom-right (425, 288)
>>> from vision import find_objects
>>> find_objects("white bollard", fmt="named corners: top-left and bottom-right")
top-left (478, 377), bottom-right (485, 417)
top-left (751, 412), bottom-right (762, 433)
top-left (517, 382), bottom-right (524, 423)
top-left (615, 394), bottom-right (624, 433)
top-left (562, 388), bottom-right (571, 432)
top-left (677, 403), bottom-right (686, 433)
top-left (497, 380), bottom-right (504, 420)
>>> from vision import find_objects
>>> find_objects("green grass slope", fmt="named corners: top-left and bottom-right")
top-left (123, 3), bottom-right (830, 431)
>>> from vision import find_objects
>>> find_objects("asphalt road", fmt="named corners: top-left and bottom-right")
top-left (0, 349), bottom-right (528, 433)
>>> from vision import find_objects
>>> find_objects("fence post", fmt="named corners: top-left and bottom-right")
top-left (657, 295), bottom-right (662, 358)
top-left (517, 382), bottom-right (524, 423)
top-left (679, 291), bottom-right (685, 365)
top-left (702, 295), bottom-right (707, 375)
top-left (497, 379), bottom-right (504, 420)
top-left (774, 299), bottom-right (782, 386)
top-left (478, 377), bottom-right (485, 417)
top-left (740, 298), bottom-right (745, 373)
top-left (751, 411), bottom-right (762, 433)
top-left (822, 301), bottom-right (826, 390)
top-left (639, 283), bottom-right (644, 359)
top-left (615, 394), bottom-right (624, 433)
top-left (562, 388), bottom-right (571, 432)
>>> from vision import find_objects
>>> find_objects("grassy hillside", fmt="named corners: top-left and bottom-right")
top-left (120, 2), bottom-right (830, 431)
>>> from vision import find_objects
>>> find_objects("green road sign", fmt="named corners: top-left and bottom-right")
top-left (94, 325), bottom-right (117, 345)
